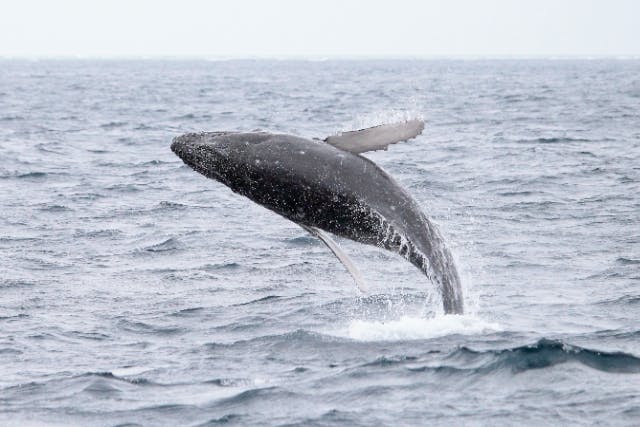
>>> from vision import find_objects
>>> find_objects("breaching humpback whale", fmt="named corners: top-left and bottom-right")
top-left (171, 120), bottom-right (464, 314)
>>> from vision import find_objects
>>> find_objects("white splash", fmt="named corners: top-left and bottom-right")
top-left (335, 315), bottom-right (501, 342)
top-left (349, 109), bottom-right (424, 130)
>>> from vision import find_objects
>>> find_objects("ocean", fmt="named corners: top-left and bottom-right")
top-left (1, 59), bottom-right (639, 426)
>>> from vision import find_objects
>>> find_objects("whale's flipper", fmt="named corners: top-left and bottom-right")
top-left (300, 225), bottom-right (368, 293)
top-left (325, 119), bottom-right (425, 154)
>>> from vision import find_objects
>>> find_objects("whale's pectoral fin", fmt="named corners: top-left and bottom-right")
top-left (300, 225), bottom-right (368, 293)
top-left (324, 119), bottom-right (425, 154)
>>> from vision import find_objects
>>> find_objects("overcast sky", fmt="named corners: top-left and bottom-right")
top-left (1, 0), bottom-right (638, 58)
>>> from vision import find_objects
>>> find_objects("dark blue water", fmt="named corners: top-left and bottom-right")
top-left (1, 59), bottom-right (639, 426)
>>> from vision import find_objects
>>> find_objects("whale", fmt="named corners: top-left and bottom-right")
top-left (171, 120), bottom-right (464, 314)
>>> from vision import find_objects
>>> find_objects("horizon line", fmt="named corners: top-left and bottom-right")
top-left (1, 53), bottom-right (640, 61)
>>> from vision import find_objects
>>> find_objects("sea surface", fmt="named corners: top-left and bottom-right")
top-left (1, 59), bottom-right (639, 426)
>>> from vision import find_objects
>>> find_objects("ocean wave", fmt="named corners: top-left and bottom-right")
top-left (0, 313), bottom-right (29, 320)
top-left (204, 378), bottom-right (253, 388)
top-left (81, 371), bottom-right (153, 386)
top-left (0, 280), bottom-right (39, 289)
top-left (449, 338), bottom-right (640, 374)
top-left (292, 409), bottom-right (361, 427)
top-left (37, 204), bottom-right (72, 212)
top-left (73, 228), bottom-right (123, 238)
top-left (100, 121), bottom-right (128, 129)
top-left (64, 331), bottom-right (111, 341)
top-left (194, 414), bottom-right (242, 426)
top-left (350, 338), bottom-right (640, 376)
top-left (202, 262), bottom-right (242, 271)
top-left (590, 329), bottom-right (640, 340)
top-left (68, 191), bottom-right (105, 201)
top-left (203, 329), bottom-right (343, 351)
top-left (361, 355), bottom-right (419, 368)
top-left (234, 295), bottom-right (283, 306)
top-left (214, 386), bottom-right (298, 408)
top-left (0, 371), bottom-right (155, 403)
top-left (104, 183), bottom-right (144, 192)
top-left (0, 115), bottom-right (25, 121)
top-left (519, 137), bottom-right (591, 144)
top-left (116, 319), bottom-right (185, 336)
top-left (169, 306), bottom-right (205, 317)
top-left (156, 201), bottom-right (188, 210)
top-left (0, 171), bottom-right (48, 179)
top-left (140, 237), bottom-right (183, 253)
top-left (137, 159), bottom-right (172, 166)
top-left (616, 257), bottom-right (640, 265)
top-left (597, 294), bottom-right (640, 306)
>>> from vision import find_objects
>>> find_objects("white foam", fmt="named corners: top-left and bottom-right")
top-left (111, 366), bottom-right (153, 377)
top-left (334, 315), bottom-right (501, 342)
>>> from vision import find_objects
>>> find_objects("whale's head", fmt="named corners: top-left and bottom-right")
top-left (170, 132), bottom-right (239, 185)
top-left (171, 131), bottom-right (276, 190)
top-left (171, 133), bottom-right (227, 180)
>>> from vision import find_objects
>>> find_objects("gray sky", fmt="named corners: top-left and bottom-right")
top-left (1, 0), bottom-right (638, 58)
